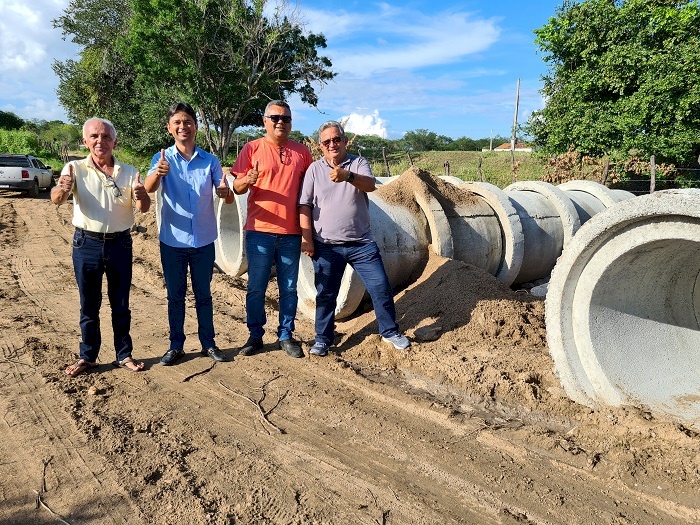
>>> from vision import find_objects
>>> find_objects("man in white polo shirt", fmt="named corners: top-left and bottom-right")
top-left (51, 117), bottom-right (151, 376)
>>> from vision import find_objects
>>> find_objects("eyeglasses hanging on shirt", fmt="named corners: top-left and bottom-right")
top-left (103, 177), bottom-right (122, 198)
top-left (279, 146), bottom-right (289, 165)
top-left (91, 165), bottom-right (122, 198)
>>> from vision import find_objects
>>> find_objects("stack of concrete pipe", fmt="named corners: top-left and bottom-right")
top-left (545, 189), bottom-right (700, 429)
top-left (200, 172), bottom-right (634, 321)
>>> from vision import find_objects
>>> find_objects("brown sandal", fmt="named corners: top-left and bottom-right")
top-left (112, 356), bottom-right (145, 372)
top-left (65, 359), bottom-right (98, 377)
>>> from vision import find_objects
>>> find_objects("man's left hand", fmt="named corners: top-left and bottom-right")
top-left (133, 172), bottom-right (148, 200)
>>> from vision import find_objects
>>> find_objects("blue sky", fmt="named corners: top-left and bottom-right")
top-left (0, 0), bottom-right (563, 141)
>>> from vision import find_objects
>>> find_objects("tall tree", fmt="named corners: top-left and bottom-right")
top-left (53, 0), bottom-right (173, 151)
top-left (528, 0), bottom-right (700, 165)
top-left (0, 111), bottom-right (24, 130)
top-left (54, 0), bottom-right (334, 158)
top-left (400, 129), bottom-right (453, 151)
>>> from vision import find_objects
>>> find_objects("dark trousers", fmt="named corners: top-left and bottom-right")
top-left (159, 241), bottom-right (216, 351)
top-left (312, 240), bottom-right (399, 345)
top-left (72, 230), bottom-right (133, 362)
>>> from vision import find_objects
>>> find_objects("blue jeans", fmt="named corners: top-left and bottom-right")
top-left (160, 241), bottom-right (216, 350)
top-left (245, 231), bottom-right (301, 340)
top-left (312, 241), bottom-right (399, 345)
top-left (72, 229), bottom-right (133, 362)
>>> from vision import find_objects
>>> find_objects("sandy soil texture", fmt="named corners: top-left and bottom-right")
top-left (0, 176), bottom-right (698, 524)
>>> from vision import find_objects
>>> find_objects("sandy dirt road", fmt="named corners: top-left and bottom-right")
top-left (0, 189), bottom-right (698, 525)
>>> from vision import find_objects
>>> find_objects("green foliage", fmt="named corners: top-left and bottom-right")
top-left (528, 0), bottom-right (700, 166)
top-left (53, 0), bottom-right (335, 159)
top-left (0, 130), bottom-right (42, 154)
top-left (398, 129), bottom-right (453, 151)
top-left (53, 0), bottom-right (174, 153)
top-left (0, 111), bottom-right (24, 130)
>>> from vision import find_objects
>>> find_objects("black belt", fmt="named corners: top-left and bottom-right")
top-left (76, 228), bottom-right (130, 240)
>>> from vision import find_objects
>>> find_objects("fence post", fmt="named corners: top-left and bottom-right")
top-left (478, 157), bottom-right (483, 182)
top-left (601, 157), bottom-right (609, 186)
top-left (382, 147), bottom-right (390, 177)
top-left (406, 151), bottom-right (414, 166)
top-left (444, 160), bottom-right (450, 177)
top-left (650, 155), bottom-right (656, 194)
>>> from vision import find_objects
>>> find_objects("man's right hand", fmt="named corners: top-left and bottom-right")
top-left (246, 161), bottom-right (259, 185)
top-left (58, 164), bottom-right (74, 192)
top-left (155, 149), bottom-right (170, 177)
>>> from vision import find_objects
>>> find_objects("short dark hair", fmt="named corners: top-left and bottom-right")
top-left (318, 120), bottom-right (346, 139)
top-left (167, 102), bottom-right (197, 122)
top-left (265, 100), bottom-right (290, 114)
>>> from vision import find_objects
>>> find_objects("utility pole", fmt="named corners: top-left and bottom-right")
top-left (510, 78), bottom-right (521, 182)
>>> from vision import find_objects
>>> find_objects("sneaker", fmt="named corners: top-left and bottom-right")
top-left (310, 341), bottom-right (329, 357)
top-left (160, 348), bottom-right (184, 366)
top-left (201, 346), bottom-right (227, 362)
top-left (278, 338), bottom-right (304, 358)
top-left (381, 333), bottom-right (410, 350)
top-left (239, 337), bottom-right (263, 356)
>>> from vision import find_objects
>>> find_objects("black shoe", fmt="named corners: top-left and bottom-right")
top-left (239, 337), bottom-right (263, 356)
top-left (201, 346), bottom-right (227, 362)
top-left (160, 348), bottom-right (184, 366)
top-left (278, 338), bottom-right (304, 358)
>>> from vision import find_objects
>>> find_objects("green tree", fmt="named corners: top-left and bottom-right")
top-left (528, 0), bottom-right (700, 165)
top-left (0, 111), bottom-right (24, 130)
top-left (53, 0), bottom-right (177, 152)
top-left (400, 129), bottom-right (452, 151)
top-left (54, 0), bottom-right (334, 159)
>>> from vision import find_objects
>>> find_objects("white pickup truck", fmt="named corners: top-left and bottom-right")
top-left (0, 154), bottom-right (55, 197)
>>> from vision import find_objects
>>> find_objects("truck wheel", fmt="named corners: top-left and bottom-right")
top-left (27, 180), bottom-right (39, 198)
top-left (49, 176), bottom-right (56, 189)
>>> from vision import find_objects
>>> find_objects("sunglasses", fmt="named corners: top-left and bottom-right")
top-left (265, 114), bottom-right (292, 124)
top-left (320, 136), bottom-right (343, 148)
top-left (103, 177), bottom-right (122, 198)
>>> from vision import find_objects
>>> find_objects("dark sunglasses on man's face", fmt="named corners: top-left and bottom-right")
top-left (321, 136), bottom-right (343, 147)
top-left (265, 115), bottom-right (292, 124)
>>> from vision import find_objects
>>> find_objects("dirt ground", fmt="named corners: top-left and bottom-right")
top-left (0, 175), bottom-right (699, 525)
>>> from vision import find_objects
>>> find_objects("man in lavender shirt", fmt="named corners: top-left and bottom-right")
top-left (298, 121), bottom-right (410, 356)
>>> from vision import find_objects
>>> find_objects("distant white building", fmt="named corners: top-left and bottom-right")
top-left (482, 142), bottom-right (532, 153)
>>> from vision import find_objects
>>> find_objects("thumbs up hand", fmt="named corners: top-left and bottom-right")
top-left (216, 176), bottom-right (231, 199)
top-left (59, 164), bottom-right (74, 192)
top-left (246, 160), bottom-right (259, 185)
top-left (155, 149), bottom-right (169, 177)
top-left (329, 158), bottom-right (344, 183)
top-left (132, 172), bottom-right (147, 201)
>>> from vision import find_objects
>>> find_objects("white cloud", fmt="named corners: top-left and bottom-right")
top-left (0, 0), bottom-right (78, 121)
top-left (299, 5), bottom-right (500, 76)
top-left (342, 111), bottom-right (387, 138)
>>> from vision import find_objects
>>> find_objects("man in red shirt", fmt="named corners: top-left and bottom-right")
top-left (231, 100), bottom-right (312, 358)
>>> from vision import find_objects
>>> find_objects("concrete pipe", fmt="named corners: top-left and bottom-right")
top-left (214, 176), bottom-right (248, 277)
top-left (558, 180), bottom-right (635, 223)
top-left (296, 188), bottom-right (451, 321)
top-left (375, 176), bottom-right (399, 185)
top-left (546, 189), bottom-right (700, 428)
top-left (503, 181), bottom-right (581, 283)
top-left (458, 182), bottom-right (525, 285)
top-left (430, 183), bottom-right (503, 276)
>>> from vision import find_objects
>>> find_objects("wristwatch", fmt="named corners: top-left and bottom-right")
top-left (347, 172), bottom-right (355, 183)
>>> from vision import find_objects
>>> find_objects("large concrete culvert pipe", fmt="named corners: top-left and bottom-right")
top-left (213, 177), bottom-right (248, 277)
top-left (558, 180), bottom-right (635, 223)
top-left (546, 189), bottom-right (700, 429)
